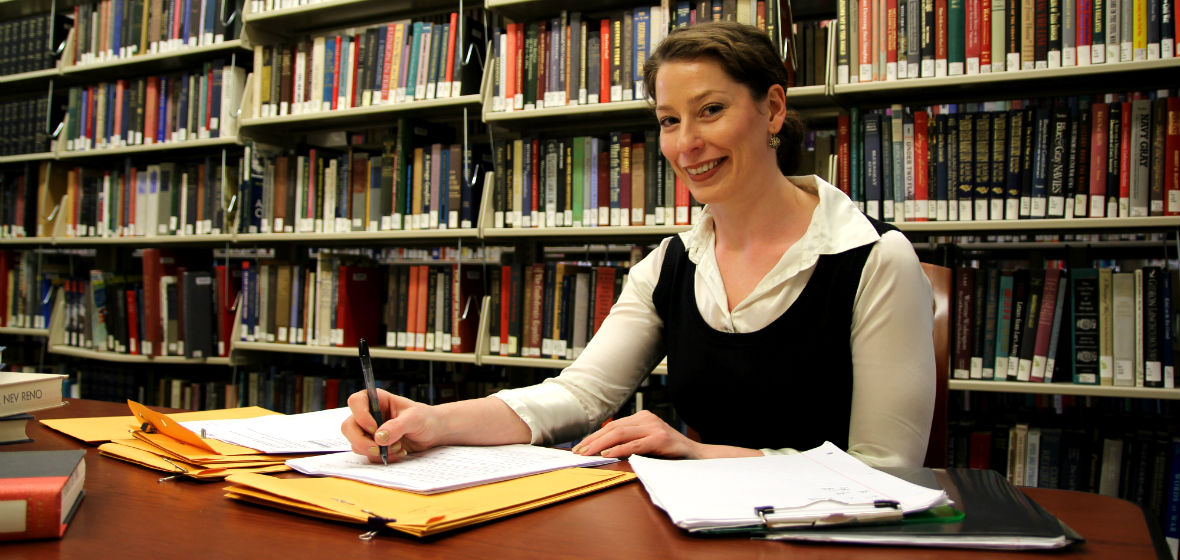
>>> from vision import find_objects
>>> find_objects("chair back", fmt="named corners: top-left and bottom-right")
top-left (920, 262), bottom-right (952, 468)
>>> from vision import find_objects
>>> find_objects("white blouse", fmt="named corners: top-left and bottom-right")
top-left (492, 175), bottom-right (936, 467)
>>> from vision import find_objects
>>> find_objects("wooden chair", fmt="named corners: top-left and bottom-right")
top-left (921, 262), bottom-right (952, 468)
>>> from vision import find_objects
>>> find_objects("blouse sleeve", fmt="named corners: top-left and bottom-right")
top-left (491, 238), bottom-right (672, 445)
top-left (844, 230), bottom-right (936, 467)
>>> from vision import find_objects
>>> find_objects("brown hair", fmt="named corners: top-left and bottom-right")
top-left (642, 21), bottom-right (806, 175)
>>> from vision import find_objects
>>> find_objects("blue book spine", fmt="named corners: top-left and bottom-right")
top-left (113, 0), bottom-right (123, 57)
top-left (406, 22), bottom-right (423, 100)
top-left (676, 2), bottom-right (691, 27)
top-left (522, 139), bottom-right (533, 225)
top-left (324, 40), bottom-right (336, 110)
top-left (205, 0), bottom-right (217, 42)
top-left (105, 83), bottom-right (116, 145)
top-left (157, 77), bottom-right (168, 143)
top-left (440, 147), bottom-right (450, 227)
top-left (183, 0), bottom-right (193, 46)
top-left (994, 271), bottom-right (1014, 379)
top-left (80, 88), bottom-right (89, 148)
top-left (1164, 438), bottom-right (1179, 552)
top-left (177, 73), bottom-right (189, 138)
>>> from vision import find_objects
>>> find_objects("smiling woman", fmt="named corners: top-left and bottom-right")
top-left (340, 22), bottom-right (938, 470)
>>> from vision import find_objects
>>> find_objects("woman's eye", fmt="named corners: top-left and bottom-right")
top-left (658, 116), bottom-right (678, 128)
top-left (702, 104), bottom-right (724, 117)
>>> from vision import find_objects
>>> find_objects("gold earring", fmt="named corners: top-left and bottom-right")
top-left (768, 134), bottom-right (781, 149)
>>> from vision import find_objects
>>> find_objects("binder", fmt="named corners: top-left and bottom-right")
top-left (760, 468), bottom-right (1084, 550)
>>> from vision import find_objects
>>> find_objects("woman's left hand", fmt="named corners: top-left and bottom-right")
top-left (572, 410), bottom-right (702, 459)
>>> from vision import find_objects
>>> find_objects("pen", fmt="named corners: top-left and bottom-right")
top-left (358, 338), bottom-right (387, 465)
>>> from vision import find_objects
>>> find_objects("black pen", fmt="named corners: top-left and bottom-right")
top-left (358, 338), bottom-right (387, 465)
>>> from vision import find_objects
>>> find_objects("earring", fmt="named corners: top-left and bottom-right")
top-left (768, 134), bottom-right (781, 150)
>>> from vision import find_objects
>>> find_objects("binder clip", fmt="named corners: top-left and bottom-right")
top-left (358, 510), bottom-right (397, 541)
top-left (754, 500), bottom-right (903, 529)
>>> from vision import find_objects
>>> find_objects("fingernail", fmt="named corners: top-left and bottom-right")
top-left (368, 446), bottom-right (380, 458)
top-left (600, 450), bottom-right (611, 458)
top-left (374, 430), bottom-right (388, 444)
top-left (397, 447), bottom-right (408, 457)
top-left (389, 442), bottom-right (402, 455)
top-left (571, 444), bottom-right (582, 454)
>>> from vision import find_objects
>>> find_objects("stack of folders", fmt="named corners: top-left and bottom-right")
top-left (223, 444), bottom-right (634, 537)
top-left (40, 400), bottom-right (352, 480)
top-left (630, 442), bottom-right (1081, 551)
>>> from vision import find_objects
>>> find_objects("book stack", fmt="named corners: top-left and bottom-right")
top-left (0, 249), bottom-right (62, 330)
top-left (835, 0), bottom-right (1180, 84)
top-left (63, 60), bottom-right (248, 151)
top-left (67, 0), bottom-right (244, 66)
top-left (0, 372), bottom-right (68, 445)
top-left (950, 263), bottom-right (1175, 389)
top-left (251, 11), bottom-right (483, 118)
top-left (0, 449), bottom-right (86, 541)
top-left (491, 132), bottom-right (700, 229)
top-left (486, 260), bottom-right (631, 361)
top-left (0, 11), bottom-right (69, 76)
top-left (837, 89), bottom-right (1180, 222)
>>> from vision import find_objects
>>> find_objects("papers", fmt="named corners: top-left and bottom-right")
top-left (629, 442), bottom-right (950, 532)
top-left (286, 444), bottom-right (618, 494)
top-left (40, 406), bottom-right (279, 443)
top-left (179, 407), bottom-right (353, 453)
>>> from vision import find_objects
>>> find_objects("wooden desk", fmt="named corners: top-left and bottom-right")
top-left (5, 399), bottom-right (1163, 559)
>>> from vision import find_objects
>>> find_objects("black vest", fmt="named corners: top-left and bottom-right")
top-left (651, 219), bottom-right (896, 451)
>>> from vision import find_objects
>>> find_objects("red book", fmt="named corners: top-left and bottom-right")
top-left (1166, 96), bottom-right (1179, 216)
top-left (336, 265), bottom-right (382, 348)
top-left (505, 24), bottom-right (518, 106)
top-left (675, 175), bottom-right (690, 225)
top-left (406, 265), bottom-right (420, 350)
top-left (599, 19), bottom-right (611, 102)
top-left (451, 263), bottom-right (484, 353)
top-left (859, 0), bottom-right (872, 81)
top-left (952, 266), bottom-right (976, 379)
top-left (144, 77), bottom-right (158, 145)
top-left (323, 378), bottom-right (340, 409)
top-left (444, 13), bottom-right (458, 94)
top-left (351, 34), bottom-right (362, 109)
top-left (886, 0), bottom-right (899, 75)
top-left (415, 265), bottom-right (429, 351)
top-left (966, 0), bottom-right (981, 72)
top-left (968, 432), bottom-right (992, 469)
top-left (592, 266), bottom-right (616, 334)
top-left (1119, 100), bottom-right (1132, 214)
top-left (0, 450), bottom-right (86, 542)
top-left (499, 264), bottom-right (512, 355)
top-left (536, 21), bottom-right (548, 107)
top-left (1088, 102), bottom-right (1109, 217)
top-left (113, 80), bottom-right (125, 143)
top-left (526, 262), bottom-right (545, 357)
top-left (214, 264), bottom-right (241, 357)
top-left (332, 36), bottom-right (342, 110)
top-left (913, 110), bottom-right (930, 221)
top-left (381, 24), bottom-right (395, 102)
top-left (619, 133), bottom-right (632, 225)
top-left (837, 114), bottom-right (851, 195)
top-left (1029, 266), bottom-right (1061, 383)
top-left (126, 288), bottom-right (140, 355)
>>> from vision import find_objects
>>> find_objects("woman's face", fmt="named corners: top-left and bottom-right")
top-left (653, 58), bottom-right (777, 206)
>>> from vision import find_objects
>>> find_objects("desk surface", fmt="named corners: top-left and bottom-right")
top-left (5, 399), bottom-right (1162, 559)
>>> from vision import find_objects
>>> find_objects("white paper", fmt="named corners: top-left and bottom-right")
top-left (629, 442), bottom-right (950, 531)
top-left (178, 407), bottom-right (353, 453)
top-left (286, 444), bottom-right (618, 494)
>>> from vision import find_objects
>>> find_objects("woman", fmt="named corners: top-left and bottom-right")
top-left (342, 21), bottom-right (935, 467)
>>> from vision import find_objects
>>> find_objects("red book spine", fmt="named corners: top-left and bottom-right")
top-left (515, 23), bottom-right (525, 106)
top-left (499, 264), bottom-right (511, 355)
top-left (859, 0), bottom-right (872, 81)
top-left (351, 35), bottom-right (361, 109)
top-left (599, 19), bottom-right (611, 102)
top-left (914, 110), bottom-right (930, 221)
top-left (598, 150), bottom-right (610, 221)
top-left (505, 24), bottom-right (517, 106)
top-left (405, 265), bottom-right (419, 350)
top-left (980, 0), bottom-right (992, 70)
top-left (382, 24), bottom-right (395, 102)
top-left (619, 133), bottom-right (632, 225)
top-left (1088, 102), bottom-right (1109, 216)
top-left (126, 288), bottom-right (140, 354)
top-left (838, 114), bottom-right (852, 195)
top-left (1030, 266), bottom-right (1061, 382)
top-left (592, 266), bottom-right (616, 334)
top-left (0, 475), bottom-right (74, 540)
top-left (936, 0), bottom-right (949, 69)
top-left (332, 36), bottom-right (342, 110)
top-left (1119, 100), bottom-right (1132, 213)
top-left (444, 12), bottom-right (458, 93)
top-left (966, 0), bottom-right (981, 71)
top-left (968, 431), bottom-right (992, 469)
top-left (887, 0), bottom-right (899, 74)
top-left (415, 265), bottom-right (428, 351)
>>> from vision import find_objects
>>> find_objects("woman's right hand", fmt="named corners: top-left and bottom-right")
top-left (341, 389), bottom-right (443, 462)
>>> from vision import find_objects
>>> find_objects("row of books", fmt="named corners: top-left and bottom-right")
top-left (945, 390), bottom-right (1179, 533)
top-left (837, 90), bottom-right (1180, 223)
top-left (491, 132), bottom-right (702, 229)
top-left (253, 11), bottom-right (482, 118)
top-left (63, 61), bottom-right (247, 151)
top-left (486, 261), bottom-right (631, 360)
top-left (487, 1), bottom-right (790, 112)
top-left (0, 165), bottom-right (37, 239)
top-left (74, 362), bottom-right (506, 414)
top-left (0, 250), bottom-right (57, 330)
top-left (793, 19), bottom-right (831, 87)
top-left (244, 130), bottom-right (480, 234)
top-left (60, 251), bottom-right (239, 358)
top-left (1, 95), bottom-right (53, 157)
top-left (67, 0), bottom-right (244, 66)
top-left (0, 12), bottom-right (68, 76)
top-left (835, 0), bottom-right (1180, 84)
top-left (49, 157), bottom-right (238, 238)
top-left (952, 263), bottom-right (1176, 388)
top-left (237, 257), bottom-right (483, 354)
